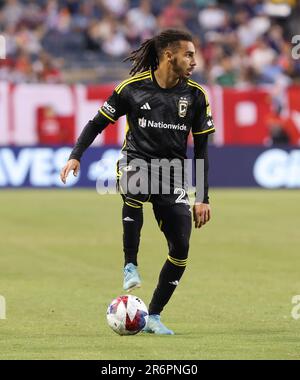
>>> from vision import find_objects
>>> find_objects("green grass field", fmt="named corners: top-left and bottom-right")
top-left (0, 189), bottom-right (300, 360)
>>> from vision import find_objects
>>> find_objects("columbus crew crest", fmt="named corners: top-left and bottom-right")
top-left (178, 97), bottom-right (188, 118)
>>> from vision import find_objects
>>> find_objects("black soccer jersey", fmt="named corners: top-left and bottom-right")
top-left (99, 70), bottom-right (215, 160)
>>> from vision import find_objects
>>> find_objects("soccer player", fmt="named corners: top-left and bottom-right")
top-left (60, 29), bottom-right (215, 335)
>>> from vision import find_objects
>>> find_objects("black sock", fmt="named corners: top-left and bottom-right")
top-left (122, 203), bottom-right (143, 266)
top-left (148, 260), bottom-right (186, 315)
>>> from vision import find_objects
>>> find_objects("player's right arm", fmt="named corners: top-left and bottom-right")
top-left (60, 88), bottom-right (128, 184)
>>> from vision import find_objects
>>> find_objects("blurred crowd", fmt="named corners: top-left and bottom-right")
top-left (0, 0), bottom-right (300, 86)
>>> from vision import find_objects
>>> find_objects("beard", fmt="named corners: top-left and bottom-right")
top-left (170, 57), bottom-right (186, 79)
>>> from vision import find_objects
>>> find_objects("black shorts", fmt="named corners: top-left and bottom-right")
top-left (117, 156), bottom-right (190, 208)
top-left (117, 156), bottom-right (192, 244)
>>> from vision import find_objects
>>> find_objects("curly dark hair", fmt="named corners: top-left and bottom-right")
top-left (124, 29), bottom-right (193, 76)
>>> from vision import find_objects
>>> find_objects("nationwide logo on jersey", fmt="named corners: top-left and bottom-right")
top-left (138, 118), bottom-right (187, 131)
top-left (138, 117), bottom-right (147, 128)
top-left (178, 97), bottom-right (188, 118)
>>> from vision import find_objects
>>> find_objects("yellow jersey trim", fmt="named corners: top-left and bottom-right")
top-left (149, 70), bottom-right (153, 81)
top-left (125, 201), bottom-right (142, 209)
top-left (115, 70), bottom-right (150, 92)
top-left (187, 80), bottom-right (211, 116)
top-left (167, 255), bottom-right (187, 267)
top-left (115, 71), bottom-right (151, 93)
top-left (126, 196), bottom-right (151, 205)
top-left (116, 75), bottom-right (151, 94)
top-left (99, 109), bottom-right (116, 123)
top-left (193, 127), bottom-right (215, 135)
top-left (121, 117), bottom-right (130, 150)
top-left (187, 79), bottom-right (207, 95)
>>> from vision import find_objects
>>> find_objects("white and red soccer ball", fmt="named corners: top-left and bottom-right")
top-left (106, 295), bottom-right (148, 335)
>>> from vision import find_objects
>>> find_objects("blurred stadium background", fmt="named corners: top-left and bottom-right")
top-left (1, 0), bottom-right (300, 188)
top-left (1, 0), bottom-right (300, 360)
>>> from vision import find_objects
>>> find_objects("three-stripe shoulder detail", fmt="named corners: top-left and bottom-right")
top-left (115, 71), bottom-right (152, 94)
top-left (187, 79), bottom-right (207, 96)
top-left (188, 79), bottom-right (211, 117)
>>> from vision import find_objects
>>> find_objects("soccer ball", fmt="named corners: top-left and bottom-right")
top-left (106, 295), bottom-right (148, 335)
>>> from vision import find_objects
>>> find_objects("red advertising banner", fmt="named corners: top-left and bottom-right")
top-left (222, 88), bottom-right (271, 145)
top-left (0, 82), bottom-right (299, 146)
top-left (287, 86), bottom-right (300, 146)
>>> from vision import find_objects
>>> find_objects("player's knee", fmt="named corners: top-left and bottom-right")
top-left (122, 194), bottom-right (149, 208)
top-left (177, 240), bottom-right (189, 258)
top-left (169, 238), bottom-right (189, 261)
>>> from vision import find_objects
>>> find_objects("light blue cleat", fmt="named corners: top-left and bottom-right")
top-left (123, 263), bottom-right (141, 292)
top-left (142, 314), bottom-right (174, 335)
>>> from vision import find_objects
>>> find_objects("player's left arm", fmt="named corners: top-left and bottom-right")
top-left (193, 134), bottom-right (211, 228)
top-left (192, 91), bottom-right (215, 229)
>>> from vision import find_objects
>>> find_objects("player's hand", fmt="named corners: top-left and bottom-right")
top-left (193, 203), bottom-right (211, 229)
top-left (60, 159), bottom-right (80, 184)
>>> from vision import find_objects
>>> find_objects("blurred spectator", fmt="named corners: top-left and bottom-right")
top-left (266, 110), bottom-right (299, 146)
top-left (198, 2), bottom-right (227, 31)
top-left (15, 25), bottom-right (42, 55)
top-left (2, 0), bottom-right (24, 27)
top-left (249, 37), bottom-right (277, 75)
top-left (86, 13), bottom-right (130, 57)
top-left (102, 24), bottom-right (131, 57)
top-left (158, 0), bottom-right (189, 29)
top-left (14, 50), bottom-right (34, 81)
top-left (0, 0), bottom-right (299, 86)
top-left (235, 10), bottom-right (269, 48)
top-left (100, 0), bottom-right (129, 18)
top-left (32, 51), bottom-right (63, 83)
top-left (37, 105), bottom-right (74, 145)
top-left (37, 106), bottom-right (64, 145)
top-left (265, 99), bottom-right (300, 146)
top-left (213, 55), bottom-right (237, 87)
top-left (267, 118), bottom-right (291, 146)
top-left (125, 0), bottom-right (157, 44)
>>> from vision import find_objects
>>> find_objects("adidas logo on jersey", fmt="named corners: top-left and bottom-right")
top-left (140, 102), bottom-right (151, 110)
